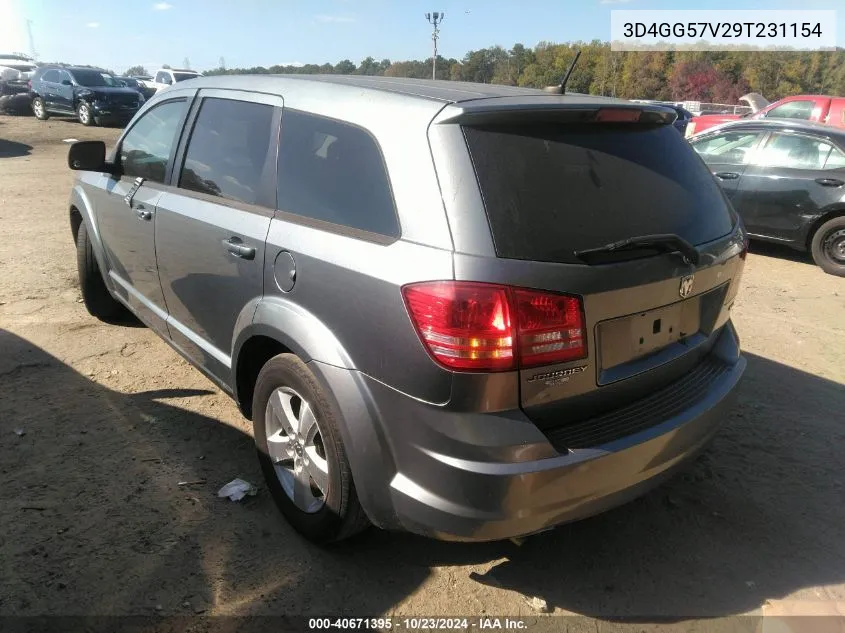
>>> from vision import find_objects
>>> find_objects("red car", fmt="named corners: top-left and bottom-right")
top-left (686, 95), bottom-right (845, 138)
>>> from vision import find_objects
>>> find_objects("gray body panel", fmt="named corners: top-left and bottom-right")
top-left (69, 75), bottom-right (747, 541)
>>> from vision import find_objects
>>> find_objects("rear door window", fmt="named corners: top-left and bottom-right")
top-left (464, 123), bottom-right (735, 264)
top-left (42, 69), bottom-right (60, 83)
top-left (276, 109), bottom-right (399, 237)
top-left (178, 97), bottom-right (275, 206)
top-left (755, 133), bottom-right (836, 170)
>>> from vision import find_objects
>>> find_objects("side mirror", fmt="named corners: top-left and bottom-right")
top-left (61, 79), bottom-right (72, 86)
top-left (68, 140), bottom-right (110, 172)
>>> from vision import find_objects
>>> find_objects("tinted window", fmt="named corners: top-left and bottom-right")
top-left (41, 69), bottom-right (60, 83)
top-left (691, 131), bottom-right (762, 166)
top-left (173, 72), bottom-right (198, 82)
top-left (120, 99), bottom-right (187, 183)
top-left (464, 124), bottom-right (735, 264)
top-left (765, 101), bottom-right (815, 120)
top-left (277, 110), bottom-right (398, 237)
top-left (179, 98), bottom-right (275, 205)
top-left (755, 133), bottom-right (836, 170)
top-left (69, 69), bottom-right (108, 87)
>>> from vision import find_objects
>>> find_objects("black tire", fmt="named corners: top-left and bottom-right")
top-left (31, 96), bottom-right (49, 120)
top-left (810, 216), bottom-right (845, 277)
top-left (252, 353), bottom-right (370, 543)
top-left (76, 222), bottom-right (127, 321)
top-left (77, 101), bottom-right (95, 126)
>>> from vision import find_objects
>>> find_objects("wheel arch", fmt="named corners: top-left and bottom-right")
top-left (231, 302), bottom-right (397, 528)
top-left (806, 204), bottom-right (845, 250)
top-left (69, 186), bottom-right (113, 290)
top-left (231, 296), bottom-right (355, 419)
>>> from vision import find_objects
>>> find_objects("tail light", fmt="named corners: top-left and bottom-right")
top-left (402, 281), bottom-right (586, 372)
top-left (27, 80), bottom-right (32, 89)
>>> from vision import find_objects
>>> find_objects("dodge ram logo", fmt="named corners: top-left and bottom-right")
top-left (679, 274), bottom-right (695, 298)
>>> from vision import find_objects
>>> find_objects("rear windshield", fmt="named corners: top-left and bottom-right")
top-left (463, 124), bottom-right (735, 264)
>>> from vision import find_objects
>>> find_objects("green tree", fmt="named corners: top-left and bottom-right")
top-left (125, 65), bottom-right (149, 76)
top-left (357, 56), bottom-right (379, 75)
top-left (334, 59), bottom-right (357, 75)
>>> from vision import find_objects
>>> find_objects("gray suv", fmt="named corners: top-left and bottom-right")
top-left (67, 75), bottom-right (747, 543)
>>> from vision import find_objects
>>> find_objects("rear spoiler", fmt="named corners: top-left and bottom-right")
top-left (433, 100), bottom-right (677, 127)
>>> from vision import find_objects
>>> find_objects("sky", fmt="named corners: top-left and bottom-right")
top-left (1, 0), bottom-right (843, 74)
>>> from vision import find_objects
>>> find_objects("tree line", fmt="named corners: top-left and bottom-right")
top-left (128, 41), bottom-right (845, 103)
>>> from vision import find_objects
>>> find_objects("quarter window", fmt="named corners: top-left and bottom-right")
top-left (276, 110), bottom-right (399, 237)
top-left (824, 145), bottom-right (845, 169)
top-left (119, 99), bottom-right (187, 183)
top-left (178, 97), bottom-right (275, 206)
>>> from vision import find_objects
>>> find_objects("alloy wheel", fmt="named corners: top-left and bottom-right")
top-left (264, 386), bottom-right (329, 513)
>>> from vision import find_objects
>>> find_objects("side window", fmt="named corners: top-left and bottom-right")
top-left (824, 145), bottom-right (845, 169)
top-left (119, 99), bottom-right (187, 183)
top-left (155, 71), bottom-right (171, 84)
top-left (178, 97), bottom-right (275, 205)
top-left (276, 110), bottom-right (399, 237)
top-left (691, 131), bottom-right (762, 166)
top-left (42, 69), bottom-right (59, 83)
top-left (765, 101), bottom-right (816, 121)
top-left (755, 133), bottom-right (832, 170)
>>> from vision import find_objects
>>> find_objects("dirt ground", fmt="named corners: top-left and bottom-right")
top-left (1, 114), bottom-right (844, 625)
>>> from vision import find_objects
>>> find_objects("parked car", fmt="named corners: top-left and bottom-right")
top-left (0, 54), bottom-right (37, 96)
top-left (66, 75), bottom-right (747, 543)
top-left (151, 67), bottom-right (201, 92)
top-left (117, 76), bottom-right (156, 101)
top-left (687, 95), bottom-right (845, 138)
top-left (30, 66), bottom-right (144, 126)
top-left (690, 119), bottom-right (845, 276)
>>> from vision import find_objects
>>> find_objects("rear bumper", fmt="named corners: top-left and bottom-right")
top-left (312, 322), bottom-right (745, 542)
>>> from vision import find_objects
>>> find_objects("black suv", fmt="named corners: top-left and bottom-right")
top-left (30, 66), bottom-right (143, 126)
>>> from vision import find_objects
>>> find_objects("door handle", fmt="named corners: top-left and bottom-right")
top-left (135, 205), bottom-right (152, 221)
top-left (715, 172), bottom-right (740, 180)
top-left (223, 237), bottom-right (255, 260)
top-left (815, 177), bottom-right (844, 187)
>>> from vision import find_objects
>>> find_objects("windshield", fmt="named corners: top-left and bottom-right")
top-left (173, 72), bottom-right (199, 82)
top-left (100, 74), bottom-right (121, 87)
top-left (463, 123), bottom-right (735, 264)
top-left (70, 69), bottom-right (109, 87)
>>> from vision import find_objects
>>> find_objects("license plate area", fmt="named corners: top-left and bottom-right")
top-left (598, 297), bottom-right (701, 371)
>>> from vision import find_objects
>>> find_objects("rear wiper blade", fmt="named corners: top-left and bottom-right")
top-left (574, 233), bottom-right (701, 266)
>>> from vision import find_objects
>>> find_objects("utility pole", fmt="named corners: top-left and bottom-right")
top-left (425, 12), bottom-right (444, 80)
